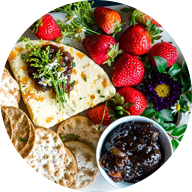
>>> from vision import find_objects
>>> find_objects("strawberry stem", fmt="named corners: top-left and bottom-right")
top-left (120, 6), bottom-right (138, 25)
top-left (112, 21), bottom-right (126, 38)
top-left (98, 100), bottom-right (108, 130)
top-left (104, 43), bottom-right (124, 66)
top-left (146, 19), bottom-right (163, 43)
top-left (31, 17), bottom-right (43, 33)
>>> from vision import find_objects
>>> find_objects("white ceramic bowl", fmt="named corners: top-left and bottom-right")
top-left (96, 116), bottom-right (173, 189)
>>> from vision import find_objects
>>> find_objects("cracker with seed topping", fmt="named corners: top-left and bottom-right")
top-left (25, 127), bottom-right (66, 176)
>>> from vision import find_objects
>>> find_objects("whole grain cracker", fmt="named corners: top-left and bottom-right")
top-left (19, 120), bottom-right (35, 159)
top-left (0, 169), bottom-right (22, 192)
top-left (57, 116), bottom-right (101, 152)
top-left (0, 125), bottom-right (9, 164)
top-left (46, 147), bottom-right (77, 187)
top-left (0, 143), bottom-right (17, 184)
top-left (0, 90), bottom-right (18, 108)
top-left (64, 141), bottom-right (98, 189)
top-left (1, 108), bottom-right (13, 140)
top-left (25, 127), bottom-right (66, 176)
top-left (0, 72), bottom-right (20, 103)
top-left (2, 106), bottom-right (31, 152)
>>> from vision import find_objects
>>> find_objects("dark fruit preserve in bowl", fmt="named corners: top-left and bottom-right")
top-left (99, 121), bottom-right (164, 183)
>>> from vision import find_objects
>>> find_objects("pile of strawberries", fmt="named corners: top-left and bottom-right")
top-left (33, 7), bottom-right (178, 127)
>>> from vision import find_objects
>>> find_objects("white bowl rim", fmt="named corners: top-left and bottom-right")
top-left (96, 115), bottom-right (173, 189)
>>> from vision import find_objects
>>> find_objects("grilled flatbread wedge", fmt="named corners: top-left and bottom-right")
top-left (8, 40), bottom-right (116, 128)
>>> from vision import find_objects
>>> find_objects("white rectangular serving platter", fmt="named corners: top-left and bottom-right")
top-left (0, 0), bottom-right (192, 192)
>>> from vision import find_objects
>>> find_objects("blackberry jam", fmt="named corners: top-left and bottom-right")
top-left (100, 121), bottom-right (163, 183)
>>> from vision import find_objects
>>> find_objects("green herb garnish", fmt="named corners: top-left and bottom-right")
top-left (84, 77), bottom-right (87, 82)
top-left (54, 0), bottom-right (100, 42)
top-left (98, 90), bottom-right (101, 94)
top-left (18, 137), bottom-right (28, 143)
top-left (79, 97), bottom-right (82, 100)
top-left (71, 80), bottom-right (76, 86)
top-left (22, 54), bottom-right (27, 59)
top-left (19, 36), bottom-right (74, 111)
top-left (100, 95), bottom-right (105, 98)
top-left (60, 134), bottom-right (80, 140)
top-left (73, 62), bottom-right (76, 67)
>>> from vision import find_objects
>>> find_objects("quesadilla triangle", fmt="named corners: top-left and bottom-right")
top-left (8, 40), bottom-right (116, 128)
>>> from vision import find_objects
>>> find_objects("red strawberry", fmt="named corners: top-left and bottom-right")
top-left (94, 7), bottom-right (123, 35)
top-left (149, 42), bottom-right (178, 68)
top-left (112, 53), bottom-right (145, 87)
top-left (87, 104), bottom-right (114, 126)
top-left (123, 0), bottom-right (169, 27)
top-left (117, 87), bottom-right (147, 115)
top-left (82, 35), bottom-right (123, 66)
top-left (9, 177), bottom-right (36, 192)
top-left (119, 24), bottom-right (162, 55)
top-left (32, 14), bottom-right (61, 40)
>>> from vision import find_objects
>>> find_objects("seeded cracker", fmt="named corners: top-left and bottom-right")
top-left (0, 72), bottom-right (20, 103)
top-left (1, 108), bottom-right (13, 140)
top-left (57, 116), bottom-right (101, 152)
top-left (0, 90), bottom-right (18, 108)
top-left (25, 127), bottom-right (66, 176)
top-left (64, 141), bottom-right (98, 189)
top-left (46, 147), bottom-right (77, 187)
top-left (2, 106), bottom-right (31, 152)
top-left (0, 143), bottom-right (17, 184)
top-left (19, 120), bottom-right (35, 159)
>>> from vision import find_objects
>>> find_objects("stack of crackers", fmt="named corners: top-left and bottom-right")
top-left (1, 106), bottom-right (101, 189)
top-left (0, 67), bottom-right (20, 108)
top-left (1, 106), bottom-right (35, 158)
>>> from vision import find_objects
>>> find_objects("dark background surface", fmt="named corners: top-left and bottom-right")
top-left (0, 0), bottom-right (192, 18)
top-left (0, 0), bottom-right (192, 192)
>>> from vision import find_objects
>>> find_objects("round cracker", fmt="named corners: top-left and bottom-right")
top-left (0, 72), bottom-right (20, 103)
top-left (19, 120), bottom-right (35, 159)
top-left (0, 169), bottom-right (22, 192)
top-left (2, 106), bottom-right (31, 152)
top-left (46, 147), bottom-right (77, 187)
top-left (0, 108), bottom-right (13, 142)
top-left (0, 90), bottom-right (18, 108)
top-left (57, 116), bottom-right (101, 152)
top-left (0, 125), bottom-right (9, 164)
top-left (25, 127), bottom-right (66, 176)
top-left (4, 68), bottom-right (10, 75)
top-left (0, 143), bottom-right (17, 184)
top-left (64, 141), bottom-right (98, 189)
